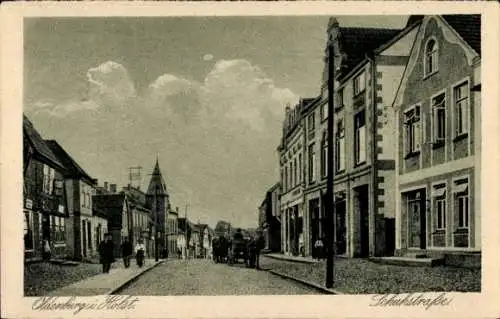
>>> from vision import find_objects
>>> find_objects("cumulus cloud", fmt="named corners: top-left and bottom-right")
top-left (86, 61), bottom-right (136, 107)
top-left (199, 59), bottom-right (299, 131)
top-left (31, 58), bottom-right (298, 132)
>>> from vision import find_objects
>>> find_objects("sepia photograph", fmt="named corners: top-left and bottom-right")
top-left (1, 2), bottom-right (499, 319)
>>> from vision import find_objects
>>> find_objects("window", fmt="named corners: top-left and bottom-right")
top-left (454, 82), bottom-right (469, 136)
top-left (280, 169), bottom-right (284, 190)
top-left (87, 220), bottom-right (92, 249)
top-left (336, 119), bottom-right (345, 172)
top-left (353, 71), bottom-right (366, 96)
top-left (321, 102), bottom-right (328, 121)
top-left (321, 136), bottom-right (327, 177)
top-left (431, 93), bottom-right (446, 143)
top-left (432, 185), bottom-right (446, 230)
top-left (42, 165), bottom-right (55, 194)
top-left (454, 180), bottom-right (469, 229)
top-left (308, 113), bottom-right (315, 131)
top-left (354, 110), bottom-right (366, 164)
top-left (298, 153), bottom-right (302, 184)
top-left (404, 106), bottom-right (421, 155)
top-left (24, 211), bottom-right (34, 251)
top-left (308, 143), bottom-right (316, 183)
top-left (289, 162), bottom-right (293, 188)
top-left (293, 158), bottom-right (297, 187)
top-left (88, 192), bottom-right (92, 208)
top-left (425, 39), bottom-right (438, 76)
top-left (284, 167), bottom-right (288, 192)
top-left (338, 88), bottom-right (345, 108)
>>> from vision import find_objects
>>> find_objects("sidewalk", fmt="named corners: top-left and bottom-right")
top-left (261, 255), bottom-right (480, 294)
top-left (49, 259), bottom-right (163, 296)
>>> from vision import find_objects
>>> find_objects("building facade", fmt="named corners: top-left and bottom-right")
top-left (278, 98), bottom-right (315, 256)
top-left (393, 15), bottom-right (481, 261)
top-left (23, 115), bottom-right (69, 260)
top-left (166, 207), bottom-right (179, 257)
top-left (258, 183), bottom-right (281, 252)
top-left (46, 140), bottom-right (101, 260)
top-left (277, 17), bottom-right (425, 258)
top-left (93, 194), bottom-right (130, 258)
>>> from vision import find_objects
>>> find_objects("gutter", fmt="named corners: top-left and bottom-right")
top-left (367, 53), bottom-right (378, 257)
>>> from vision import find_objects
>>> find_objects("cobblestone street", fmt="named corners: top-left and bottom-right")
top-left (118, 259), bottom-right (318, 295)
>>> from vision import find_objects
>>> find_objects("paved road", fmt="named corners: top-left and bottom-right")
top-left (118, 259), bottom-right (318, 295)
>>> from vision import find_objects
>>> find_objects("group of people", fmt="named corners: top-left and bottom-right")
top-left (98, 234), bottom-right (147, 273)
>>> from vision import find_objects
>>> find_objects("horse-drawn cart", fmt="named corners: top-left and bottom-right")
top-left (227, 238), bottom-right (248, 266)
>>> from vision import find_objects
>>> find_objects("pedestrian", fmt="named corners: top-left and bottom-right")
top-left (42, 238), bottom-right (51, 261)
top-left (177, 248), bottom-right (182, 260)
top-left (255, 232), bottom-right (266, 270)
top-left (135, 238), bottom-right (146, 267)
top-left (121, 237), bottom-right (133, 268)
top-left (99, 233), bottom-right (115, 273)
top-left (314, 237), bottom-right (324, 261)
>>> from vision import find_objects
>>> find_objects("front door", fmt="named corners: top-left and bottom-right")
top-left (335, 200), bottom-right (347, 255)
top-left (408, 191), bottom-right (427, 249)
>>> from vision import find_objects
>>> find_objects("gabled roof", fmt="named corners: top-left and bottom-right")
top-left (338, 27), bottom-right (402, 76)
top-left (406, 15), bottom-right (481, 54)
top-left (146, 158), bottom-right (168, 196)
top-left (23, 115), bottom-right (64, 169)
top-left (45, 140), bottom-right (95, 185)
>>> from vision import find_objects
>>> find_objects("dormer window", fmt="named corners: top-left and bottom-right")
top-left (425, 39), bottom-right (438, 77)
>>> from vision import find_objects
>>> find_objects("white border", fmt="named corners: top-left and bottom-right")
top-left (1, 3), bottom-right (499, 319)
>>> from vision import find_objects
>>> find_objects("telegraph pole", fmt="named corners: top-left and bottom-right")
top-left (326, 20), bottom-right (339, 289)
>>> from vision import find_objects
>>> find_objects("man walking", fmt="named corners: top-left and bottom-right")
top-left (99, 233), bottom-right (115, 273)
top-left (255, 231), bottom-right (266, 270)
top-left (121, 237), bottom-right (133, 268)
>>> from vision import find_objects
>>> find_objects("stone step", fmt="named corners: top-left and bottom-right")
top-left (369, 256), bottom-right (444, 267)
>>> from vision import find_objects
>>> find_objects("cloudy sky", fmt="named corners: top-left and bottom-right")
top-left (24, 15), bottom-right (408, 228)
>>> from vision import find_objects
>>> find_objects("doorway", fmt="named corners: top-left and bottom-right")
top-left (408, 190), bottom-right (427, 249)
top-left (335, 197), bottom-right (347, 255)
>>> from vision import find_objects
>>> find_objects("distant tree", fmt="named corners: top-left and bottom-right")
top-left (214, 220), bottom-right (231, 237)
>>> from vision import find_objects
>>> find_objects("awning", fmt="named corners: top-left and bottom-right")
top-left (431, 187), bottom-right (446, 197)
top-left (453, 183), bottom-right (468, 194)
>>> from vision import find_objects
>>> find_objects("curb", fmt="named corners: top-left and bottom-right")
top-left (106, 260), bottom-right (165, 295)
top-left (267, 269), bottom-right (343, 295)
top-left (263, 254), bottom-right (319, 264)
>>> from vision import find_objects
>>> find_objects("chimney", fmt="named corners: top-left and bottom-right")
top-left (104, 182), bottom-right (109, 191)
top-left (110, 184), bottom-right (117, 194)
top-left (176, 207), bottom-right (179, 214)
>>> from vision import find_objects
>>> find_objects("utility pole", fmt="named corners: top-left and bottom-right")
top-left (326, 19), bottom-right (340, 289)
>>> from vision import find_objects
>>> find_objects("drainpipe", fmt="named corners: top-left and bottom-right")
top-left (366, 53), bottom-right (378, 257)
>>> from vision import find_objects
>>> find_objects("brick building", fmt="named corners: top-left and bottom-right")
top-left (393, 15), bottom-right (481, 265)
